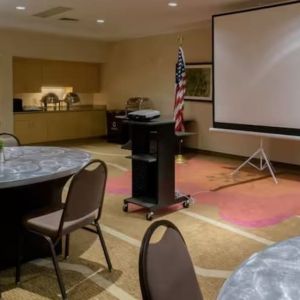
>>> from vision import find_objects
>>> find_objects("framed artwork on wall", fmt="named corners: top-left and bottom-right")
top-left (184, 63), bottom-right (213, 102)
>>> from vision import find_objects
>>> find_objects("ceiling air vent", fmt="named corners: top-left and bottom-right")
top-left (34, 7), bottom-right (72, 18)
top-left (59, 17), bottom-right (79, 22)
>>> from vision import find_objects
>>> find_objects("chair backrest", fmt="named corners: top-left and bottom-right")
top-left (60, 159), bottom-right (107, 230)
top-left (0, 132), bottom-right (21, 146)
top-left (139, 220), bottom-right (203, 300)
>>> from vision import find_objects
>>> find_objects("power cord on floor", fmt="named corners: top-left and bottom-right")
top-left (175, 189), bottom-right (211, 204)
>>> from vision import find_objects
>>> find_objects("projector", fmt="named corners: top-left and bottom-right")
top-left (127, 109), bottom-right (160, 121)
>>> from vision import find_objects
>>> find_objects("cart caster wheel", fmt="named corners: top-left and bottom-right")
top-left (183, 199), bottom-right (190, 208)
top-left (146, 212), bottom-right (154, 221)
top-left (123, 203), bottom-right (128, 212)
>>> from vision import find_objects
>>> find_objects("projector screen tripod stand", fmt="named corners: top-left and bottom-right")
top-left (231, 138), bottom-right (278, 184)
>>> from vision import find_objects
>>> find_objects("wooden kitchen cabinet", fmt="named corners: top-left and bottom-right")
top-left (41, 60), bottom-right (70, 88)
top-left (46, 112), bottom-right (78, 141)
top-left (14, 109), bottom-right (106, 144)
top-left (13, 58), bottom-right (43, 93)
top-left (13, 57), bottom-right (101, 94)
top-left (75, 110), bottom-right (106, 137)
top-left (14, 113), bottom-right (48, 144)
top-left (83, 63), bottom-right (101, 93)
top-left (42, 60), bottom-right (101, 92)
top-left (90, 110), bottom-right (106, 136)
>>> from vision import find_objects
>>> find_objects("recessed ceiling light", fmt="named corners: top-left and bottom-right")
top-left (96, 19), bottom-right (105, 24)
top-left (16, 6), bottom-right (26, 10)
top-left (168, 2), bottom-right (178, 7)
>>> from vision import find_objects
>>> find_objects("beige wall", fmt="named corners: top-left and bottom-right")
top-left (99, 25), bottom-right (212, 112)
top-left (100, 22), bottom-right (300, 165)
top-left (0, 29), bottom-right (109, 132)
top-left (1, 26), bottom-right (300, 165)
top-left (0, 29), bottom-right (108, 63)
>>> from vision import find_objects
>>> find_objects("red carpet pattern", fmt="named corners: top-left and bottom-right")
top-left (107, 156), bottom-right (300, 227)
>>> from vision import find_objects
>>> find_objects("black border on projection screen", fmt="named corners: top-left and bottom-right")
top-left (212, 0), bottom-right (300, 137)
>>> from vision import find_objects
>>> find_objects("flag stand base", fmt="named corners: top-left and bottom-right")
top-left (175, 154), bottom-right (186, 164)
top-left (175, 135), bottom-right (186, 164)
top-left (175, 131), bottom-right (196, 165)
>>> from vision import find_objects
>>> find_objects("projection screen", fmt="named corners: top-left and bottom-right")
top-left (213, 1), bottom-right (300, 136)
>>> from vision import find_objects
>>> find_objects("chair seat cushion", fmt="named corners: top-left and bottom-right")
top-left (24, 209), bottom-right (96, 238)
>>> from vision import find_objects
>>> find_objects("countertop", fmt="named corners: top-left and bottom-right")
top-left (14, 105), bottom-right (106, 114)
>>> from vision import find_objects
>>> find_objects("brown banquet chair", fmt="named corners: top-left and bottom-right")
top-left (0, 132), bottom-right (20, 146)
top-left (16, 159), bottom-right (112, 300)
top-left (139, 220), bottom-right (203, 300)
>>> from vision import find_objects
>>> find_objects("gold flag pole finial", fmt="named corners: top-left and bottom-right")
top-left (177, 34), bottom-right (183, 47)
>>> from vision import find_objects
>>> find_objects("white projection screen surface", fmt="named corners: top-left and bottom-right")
top-left (213, 2), bottom-right (300, 136)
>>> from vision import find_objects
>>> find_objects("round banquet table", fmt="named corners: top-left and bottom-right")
top-left (218, 236), bottom-right (300, 300)
top-left (0, 146), bottom-right (91, 270)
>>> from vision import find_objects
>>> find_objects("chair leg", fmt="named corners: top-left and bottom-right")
top-left (95, 223), bottom-right (112, 272)
top-left (64, 234), bottom-right (70, 260)
top-left (44, 236), bottom-right (67, 300)
top-left (16, 229), bottom-right (25, 284)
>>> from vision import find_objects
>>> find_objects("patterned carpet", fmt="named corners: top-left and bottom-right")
top-left (1, 139), bottom-right (300, 299)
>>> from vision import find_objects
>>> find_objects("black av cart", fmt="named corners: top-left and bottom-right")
top-left (123, 118), bottom-right (190, 220)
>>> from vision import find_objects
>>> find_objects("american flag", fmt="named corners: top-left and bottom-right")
top-left (173, 47), bottom-right (186, 132)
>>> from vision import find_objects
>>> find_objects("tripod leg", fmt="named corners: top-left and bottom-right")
top-left (261, 150), bottom-right (278, 184)
top-left (231, 148), bottom-right (261, 176)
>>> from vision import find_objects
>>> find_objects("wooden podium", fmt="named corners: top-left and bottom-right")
top-left (123, 118), bottom-right (190, 220)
